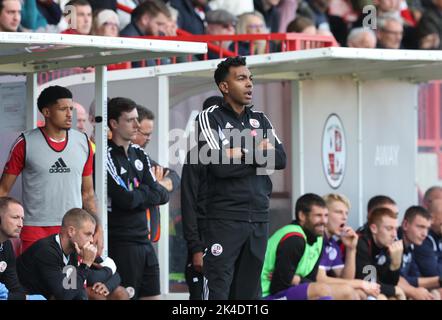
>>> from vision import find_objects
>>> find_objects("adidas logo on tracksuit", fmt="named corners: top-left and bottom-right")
top-left (49, 157), bottom-right (71, 173)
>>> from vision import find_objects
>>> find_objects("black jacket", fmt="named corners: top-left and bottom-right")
top-left (355, 228), bottom-right (401, 297)
top-left (181, 148), bottom-right (208, 254)
top-left (107, 140), bottom-right (169, 244)
top-left (17, 235), bottom-right (90, 300)
top-left (170, 0), bottom-right (210, 35)
top-left (0, 240), bottom-right (26, 300)
top-left (197, 101), bottom-right (286, 222)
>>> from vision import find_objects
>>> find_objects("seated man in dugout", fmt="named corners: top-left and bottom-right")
top-left (355, 207), bottom-right (406, 300)
top-left (316, 194), bottom-right (381, 300)
top-left (17, 208), bottom-right (128, 300)
top-left (261, 193), bottom-right (360, 300)
top-left (397, 206), bottom-right (441, 300)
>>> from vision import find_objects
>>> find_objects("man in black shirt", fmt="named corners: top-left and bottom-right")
top-left (181, 96), bottom-right (224, 300)
top-left (17, 208), bottom-right (98, 300)
top-left (355, 207), bottom-right (406, 300)
top-left (107, 97), bottom-right (169, 299)
top-left (197, 56), bottom-right (286, 300)
top-left (0, 197), bottom-right (41, 300)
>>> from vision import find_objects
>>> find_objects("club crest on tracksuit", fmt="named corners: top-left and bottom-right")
top-left (0, 261), bottom-right (7, 273)
top-left (134, 159), bottom-right (143, 171)
top-left (211, 244), bottom-right (223, 256)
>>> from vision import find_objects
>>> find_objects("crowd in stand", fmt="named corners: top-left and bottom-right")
top-left (1, 0), bottom-right (440, 64)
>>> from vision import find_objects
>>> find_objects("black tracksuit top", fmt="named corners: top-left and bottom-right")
top-left (197, 102), bottom-right (286, 222)
top-left (106, 140), bottom-right (169, 244)
top-left (0, 240), bottom-right (26, 300)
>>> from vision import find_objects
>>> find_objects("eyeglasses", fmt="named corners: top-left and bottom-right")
top-left (137, 130), bottom-right (151, 138)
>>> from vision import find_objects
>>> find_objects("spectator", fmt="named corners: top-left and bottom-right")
top-left (277, 0), bottom-right (298, 33)
top-left (0, 0), bottom-right (21, 32)
top-left (262, 193), bottom-right (356, 300)
top-left (376, 15), bottom-right (404, 48)
top-left (412, 199), bottom-right (442, 283)
top-left (317, 193), bottom-right (381, 299)
top-left (355, 207), bottom-right (406, 299)
top-left (423, 185), bottom-right (442, 209)
top-left (106, 97), bottom-right (169, 299)
top-left (347, 27), bottom-right (377, 48)
top-left (0, 197), bottom-right (45, 300)
top-left (286, 16), bottom-right (317, 34)
top-left (120, 0), bottom-right (170, 36)
top-left (397, 206), bottom-right (440, 300)
top-left (0, 86), bottom-right (101, 255)
top-left (205, 9), bottom-right (237, 58)
top-left (131, 105), bottom-right (180, 242)
top-left (417, 0), bottom-right (442, 49)
top-left (165, 3), bottom-right (178, 36)
top-left (209, 0), bottom-right (255, 16)
top-left (73, 101), bottom-right (88, 133)
top-left (92, 8), bottom-right (119, 37)
top-left (62, 0), bottom-right (92, 35)
top-left (235, 11), bottom-right (267, 55)
top-left (170, 0), bottom-right (211, 35)
top-left (254, 0), bottom-right (281, 33)
top-left (21, 0), bottom-right (62, 32)
top-left (298, 0), bottom-right (331, 32)
top-left (417, 21), bottom-right (440, 49)
top-left (117, 0), bottom-right (140, 31)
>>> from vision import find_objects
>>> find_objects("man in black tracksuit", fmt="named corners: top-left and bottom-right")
top-left (355, 207), bottom-right (405, 299)
top-left (181, 146), bottom-right (208, 300)
top-left (197, 56), bottom-right (286, 300)
top-left (107, 97), bottom-right (169, 299)
top-left (181, 96), bottom-right (224, 300)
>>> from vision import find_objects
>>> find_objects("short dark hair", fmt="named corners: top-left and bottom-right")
top-left (424, 186), bottom-right (442, 205)
top-left (37, 86), bottom-right (73, 112)
top-left (214, 56), bottom-right (247, 87)
top-left (202, 96), bottom-right (223, 110)
top-left (367, 195), bottom-right (396, 214)
top-left (368, 207), bottom-right (397, 227)
top-left (136, 105), bottom-right (155, 122)
top-left (403, 205), bottom-right (431, 223)
top-left (132, 0), bottom-right (170, 21)
top-left (295, 193), bottom-right (327, 221)
top-left (108, 97), bottom-right (137, 128)
top-left (0, 197), bottom-right (21, 216)
top-left (286, 16), bottom-right (314, 33)
top-left (62, 208), bottom-right (96, 229)
top-left (65, 0), bottom-right (91, 8)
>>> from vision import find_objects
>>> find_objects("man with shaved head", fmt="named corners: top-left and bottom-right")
top-left (73, 102), bottom-right (88, 134)
top-left (423, 186), bottom-right (442, 209)
top-left (412, 199), bottom-right (442, 296)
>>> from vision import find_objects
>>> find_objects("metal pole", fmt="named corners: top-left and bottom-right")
top-left (26, 73), bottom-right (38, 130)
top-left (291, 80), bottom-right (304, 217)
top-left (357, 80), bottom-right (364, 227)
top-left (95, 66), bottom-right (108, 256)
top-left (157, 76), bottom-right (170, 295)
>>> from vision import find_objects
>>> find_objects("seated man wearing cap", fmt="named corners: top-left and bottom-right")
top-left (205, 9), bottom-right (237, 59)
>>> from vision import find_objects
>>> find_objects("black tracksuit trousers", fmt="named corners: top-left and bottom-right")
top-left (202, 219), bottom-right (268, 300)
